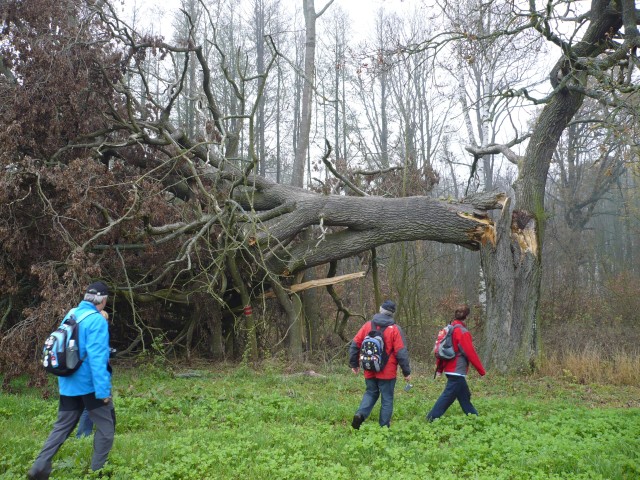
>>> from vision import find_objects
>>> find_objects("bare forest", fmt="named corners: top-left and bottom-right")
top-left (1, 0), bottom-right (639, 385)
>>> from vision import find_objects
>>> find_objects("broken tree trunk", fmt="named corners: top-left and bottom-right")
top-left (236, 182), bottom-right (505, 275)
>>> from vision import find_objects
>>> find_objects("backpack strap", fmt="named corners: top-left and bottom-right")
top-left (370, 322), bottom-right (391, 352)
top-left (72, 310), bottom-right (101, 362)
top-left (76, 310), bottom-right (99, 323)
top-left (370, 322), bottom-right (389, 336)
top-left (450, 324), bottom-right (462, 356)
top-left (64, 309), bottom-right (99, 325)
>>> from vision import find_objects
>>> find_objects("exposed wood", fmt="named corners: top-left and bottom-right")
top-left (290, 271), bottom-right (365, 292)
top-left (262, 271), bottom-right (365, 298)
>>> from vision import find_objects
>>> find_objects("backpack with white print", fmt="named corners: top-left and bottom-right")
top-left (359, 326), bottom-right (388, 372)
top-left (42, 310), bottom-right (94, 376)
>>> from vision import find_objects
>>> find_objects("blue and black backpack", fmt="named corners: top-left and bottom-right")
top-left (359, 325), bottom-right (388, 372)
top-left (42, 310), bottom-right (94, 376)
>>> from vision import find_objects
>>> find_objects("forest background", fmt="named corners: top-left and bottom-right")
top-left (0, 0), bottom-right (639, 386)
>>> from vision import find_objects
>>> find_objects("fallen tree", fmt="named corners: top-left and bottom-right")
top-left (0, 0), bottom-right (636, 380)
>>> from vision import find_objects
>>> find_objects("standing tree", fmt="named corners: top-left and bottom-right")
top-left (291, 0), bottom-right (335, 188)
top-left (461, 0), bottom-right (638, 370)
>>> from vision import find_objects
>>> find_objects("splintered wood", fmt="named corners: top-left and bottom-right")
top-left (262, 271), bottom-right (366, 298)
top-left (511, 210), bottom-right (538, 257)
top-left (457, 212), bottom-right (497, 247)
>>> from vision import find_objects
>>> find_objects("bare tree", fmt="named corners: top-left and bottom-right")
top-left (543, 99), bottom-right (633, 309)
top-left (443, 0), bottom-right (541, 193)
top-left (290, 0), bottom-right (335, 187)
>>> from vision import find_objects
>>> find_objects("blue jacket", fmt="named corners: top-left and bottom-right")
top-left (58, 300), bottom-right (112, 399)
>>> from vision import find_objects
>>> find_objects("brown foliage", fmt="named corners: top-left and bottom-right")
top-left (0, 151), bottom-right (185, 382)
top-left (0, 0), bottom-right (122, 163)
top-left (603, 271), bottom-right (640, 323)
top-left (0, 1), bottom-right (203, 380)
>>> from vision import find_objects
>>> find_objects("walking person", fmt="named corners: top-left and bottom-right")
top-left (349, 300), bottom-right (411, 428)
top-left (427, 304), bottom-right (485, 421)
top-left (75, 309), bottom-right (114, 439)
top-left (28, 281), bottom-right (116, 479)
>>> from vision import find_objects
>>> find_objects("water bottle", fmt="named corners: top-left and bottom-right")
top-left (67, 339), bottom-right (79, 367)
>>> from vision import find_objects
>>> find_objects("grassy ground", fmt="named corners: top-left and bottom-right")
top-left (1, 362), bottom-right (639, 479)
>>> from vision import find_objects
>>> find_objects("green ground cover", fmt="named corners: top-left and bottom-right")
top-left (1, 364), bottom-right (639, 479)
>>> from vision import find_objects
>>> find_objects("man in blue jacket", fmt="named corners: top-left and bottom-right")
top-left (28, 281), bottom-right (115, 480)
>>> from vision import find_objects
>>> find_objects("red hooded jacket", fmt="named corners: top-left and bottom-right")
top-left (436, 319), bottom-right (486, 376)
top-left (349, 314), bottom-right (411, 380)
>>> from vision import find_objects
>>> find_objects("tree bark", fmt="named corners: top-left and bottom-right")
top-left (247, 188), bottom-right (503, 275)
top-left (227, 252), bottom-right (258, 362)
top-left (479, 0), bottom-right (625, 371)
top-left (291, 0), bottom-right (317, 188)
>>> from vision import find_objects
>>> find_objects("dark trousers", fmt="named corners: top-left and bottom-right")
top-left (427, 374), bottom-right (478, 421)
top-left (75, 408), bottom-right (94, 438)
top-left (30, 393), bottom-right (116, 477)
top-left (356, 377), bottom-right (397, 427)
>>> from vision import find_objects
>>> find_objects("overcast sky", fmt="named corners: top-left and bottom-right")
top-left (124, 0), bottom-right (423, 39)
top-left (115, 0), bottom-right (539, 179)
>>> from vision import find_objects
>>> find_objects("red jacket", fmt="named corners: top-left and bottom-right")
top-left (436, 320), bottom-right (485, 376)
top-left (349, 315), bottom-right (411, 380)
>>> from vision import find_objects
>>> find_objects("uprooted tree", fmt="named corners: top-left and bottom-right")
top-left (0, 0), bottom-right (637, 381)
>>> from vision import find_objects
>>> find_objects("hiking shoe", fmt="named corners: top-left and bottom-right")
top-left (351, 413), bottom-right (365, 429)
top-left (27, 468), bottom-right (49, 480)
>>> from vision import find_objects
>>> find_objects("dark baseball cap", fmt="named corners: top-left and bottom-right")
top-left (86, 281), bottom-right (110, 296)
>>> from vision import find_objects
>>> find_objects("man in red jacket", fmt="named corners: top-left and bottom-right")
top-left (349, 300), bottom-right (411, 428)
top-left (427, 304), bottom-right (485, 421)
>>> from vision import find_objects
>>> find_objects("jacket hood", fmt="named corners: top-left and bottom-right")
top-left (371, 312), bottom-right (395, 328)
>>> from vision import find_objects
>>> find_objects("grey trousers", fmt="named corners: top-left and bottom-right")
top-left (30, 394), bottom-right (115, 477)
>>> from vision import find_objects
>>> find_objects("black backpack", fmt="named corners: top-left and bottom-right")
top-left (42, 310), bottom-right (94, 376)
top-left (359, 326), bottom-right (388, 372)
